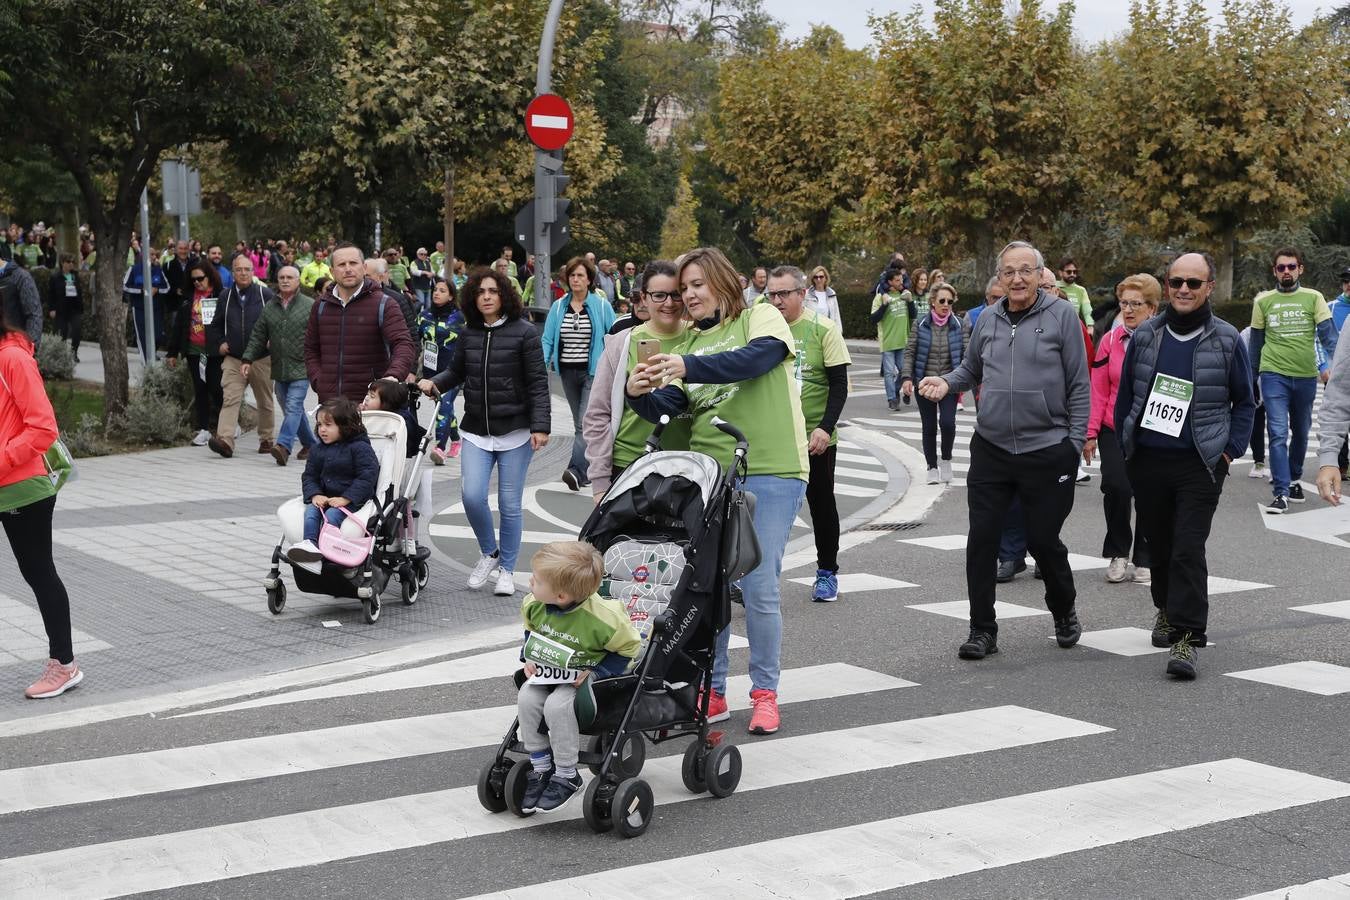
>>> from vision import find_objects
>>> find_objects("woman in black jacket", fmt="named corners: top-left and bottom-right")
top-left (419, 268), bottom-right (549, 597)
top-left (46, 254), bottom-right (84, 360)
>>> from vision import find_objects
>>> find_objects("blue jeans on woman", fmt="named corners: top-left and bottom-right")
top-left (558, 366), bottom-right (592, 482)
top-left (274, 379), bottom-right (316, 453)
top-left (460, 437), bottom-right (534, 573)
top-left (880, 349), bottom-right (905, 402)
top-left (303, 505), bottom-right (346, 542)
top-left (712, 474), bottom-right (807, 696)
top-left (1260, 372), bottom-right (1317, 498)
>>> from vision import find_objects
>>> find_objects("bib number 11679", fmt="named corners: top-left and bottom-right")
top-left (1140, 373), bottom-right (1194, 438)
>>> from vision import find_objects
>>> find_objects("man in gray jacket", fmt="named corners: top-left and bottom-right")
top-left (919, 241), bottom-right (1090, 660)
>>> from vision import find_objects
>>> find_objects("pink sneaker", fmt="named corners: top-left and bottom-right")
top-left (430, 447), bottom-right (447, 467)
top-left (25, 658), bottom-right (83, 699)
top-left (748, 688), bottom-right (780, 734)
top-left (699, 689), bottom-right (730, 723)
top-left (448, 440), bottom-right (462, 459)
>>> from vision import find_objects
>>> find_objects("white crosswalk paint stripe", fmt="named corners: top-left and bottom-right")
top-left (464, 759), bottom-right (1350, 900)
top-left (831, 465), bottom-right (888, 483)
top-left (1236, 872), bottom-right (1350, 899)
top-left (0, 663), bottom-right (911, 815)
top-left (832, 482), bottom-right (880, 497)
top-left (0, 705), bottom-right (1108, 898)
top-left (1224, 661), bottom-right (1350, 696)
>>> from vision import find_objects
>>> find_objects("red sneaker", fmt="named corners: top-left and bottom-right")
top-left (748, 689), bottom-right (779, 735)
top-left (25, 658), bottom-right (83, 699)
top-left (701, 690), bottom-right (730, 724)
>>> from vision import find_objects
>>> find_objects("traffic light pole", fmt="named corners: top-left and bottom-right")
top-left (532, 0), bottom-right (567, 313)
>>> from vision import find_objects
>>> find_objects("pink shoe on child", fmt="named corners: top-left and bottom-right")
top-left (25, 658), bottom-right (83, 699)
top-left (448, 440), bottom-right (462, 459)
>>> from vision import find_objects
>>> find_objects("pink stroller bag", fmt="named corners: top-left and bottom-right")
top-left (317, 506), bottom-right (375, 568)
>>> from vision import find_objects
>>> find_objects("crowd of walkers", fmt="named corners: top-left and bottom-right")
top-left (6, 217), bottom-right (1350, 725)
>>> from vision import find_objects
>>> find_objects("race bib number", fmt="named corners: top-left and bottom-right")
top-left (422, 339), bottom-right (439, 372)
top-left (527, 663), bottom-right (580, 685)
top-left (200, 298), bottom-right (217, 325)
top-left (523, 631), bottom-right (577, 670)
top-left (64, 278), bottom-right (77, 297)
top-left (1140, 373), bottom-right (1193, 438)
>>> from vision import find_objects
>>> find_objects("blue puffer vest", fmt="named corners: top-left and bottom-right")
top-left (1120, 315), bottom-right (1240, 472)
top-left (912, 314), bottom-right (965, 376)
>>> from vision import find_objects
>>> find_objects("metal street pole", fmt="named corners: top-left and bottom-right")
top-left (532, 0), bottom-right (567, 314)
top-left (179, 160), bottom-right (190, 242)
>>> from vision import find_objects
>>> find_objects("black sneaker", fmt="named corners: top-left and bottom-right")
top-left (901, 391), bottom-right (912, 405)
top-left (1166, 634), bottom-right (1198, 679)
top-left (888, 398), bottom-right (899, 411)
top-left (958, 629), bottom-right (998, 660)
top-left (534, 772), bottom-right (583, 812)
top-left (561, 469), bottom-right (580, 491)
top-left (1054, 609), bottom-right (1082, 648)
top-left (521, 766), bottom-right (553, 812)
top-left (1266, 495), bottom-right (1289, 514)
top-left (1289, 483), bottom-right (1306, 503)
top-left (996, 559), bottom-right (1026, 583)
top-left (1150, 610), bottom-right (1171, 648)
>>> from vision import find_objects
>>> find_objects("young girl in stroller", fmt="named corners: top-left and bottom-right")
top-left (287, 398), bottom-right (380, 572)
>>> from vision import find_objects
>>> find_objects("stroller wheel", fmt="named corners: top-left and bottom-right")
top-left (681, 740), bottom-right (708, 794)
top-left (477, 760), bottom-right (509, 813)
top-left (612, 778), bottom-right (654, 839)
top-left (705, 742), bottom-right (742, 798)
top-left (362, 596), bottom-right (381, 624)
top-left (414, 559), bottom-right (430, 590)
top-left (587, 731), bottom-right (646, 779)
top-left (266, 582), bottom-right (287, 615)
top-left (503, 759), bottom-right (535, 818)
top-left (582, 776), bottom-right (614, 834)
top-left (400, 568), bottom-right (419, 606)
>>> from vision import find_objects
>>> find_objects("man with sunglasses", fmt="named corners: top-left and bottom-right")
top-left (1249, 247), bottom-right (1339, 513)
top-left (1115, 252), bottom-right (1254, 680)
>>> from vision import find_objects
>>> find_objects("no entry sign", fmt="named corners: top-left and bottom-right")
top-left (524, 94), bottom-right (574, 151)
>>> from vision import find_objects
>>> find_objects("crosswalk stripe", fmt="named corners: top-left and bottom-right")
top-left (181, 635), bottom-right (753, 717)
top-left (428, 524), bottom-right (579, 544)
top-left (1224, 661), bottom-right (1350, 696)
top-left (832, 465), bottom-right (888, 483)
top-left (462, 759), bottom-right (1350, 900)
top-left (0, 705), bottom-right (1107, 898)
top-left (833, 482), bottom-right (880, 498)
top-left (1236, 872), bottom-right (1350, 899)
top-left (0, 663), bottom-right (912, 815)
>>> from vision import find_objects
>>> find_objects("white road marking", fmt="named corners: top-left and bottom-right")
top-left (788, 573), bottom-right (917, 592)
top-left (1291, 600), bottom-right (1350, 620)
top-left (463, 759), bottom-right (1350, 899)
top-left (908, 599), bottom-right (1048, 619)
top-left (1236, 872), bottom-right (1350, 899)
top-left (1225, 661), bottom-right (1350, 696)
top-left (1074, 627), bottom-right (1171, 656)
top-left (1257, 500), bottom-right (1350, 549)
top-left (428, 525), bottom-right (579, 544)
top-left (832, 465), bottom-right (889, 483)
top-left (0, 663), bottom-right (910, 815)
top-left (900, 534), bottom-right (969, 550)
top-left (0, 706), bottom-right (1107, 898)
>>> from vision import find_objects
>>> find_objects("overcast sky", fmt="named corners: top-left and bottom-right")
top-left (773, 0), bottom-right (1333, 49)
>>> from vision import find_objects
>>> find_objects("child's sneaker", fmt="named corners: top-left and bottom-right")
top-left (521, 767), bottom-right (554, 812)
top-left (534, 772), bottom-right (584, 812)
top-left (748, 689), bottom-right (780, 734)
top-left (430, 446), bottom-right (447, 467)
top-left (448, 440), bottom-right (462, 459)
top-left (288, 539), bottom-right (322, 563)
top-left (467, 552), bottom-right (500, 589)
top-left (25, 658), bottom-right (83, 699)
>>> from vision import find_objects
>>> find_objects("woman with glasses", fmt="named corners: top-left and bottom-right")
top-left (166, 262), bottom-right (225, 446)
top-left (1083, 274), bottom-right (1160, 585)
top-left (626, 247), bottom-right (808, 737)
top-left (806, 265), bottom-right (843, 330)
top-left (582, 260), bottom-right (692, 500)
top-left (540, 256), bottom-right (617, 491)
top-left (901, 283), bottom-right (971, 483)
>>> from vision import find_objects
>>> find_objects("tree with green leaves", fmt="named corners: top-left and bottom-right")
top-left (1079, 0), bottom-right (1350, 302)
top-left (659, 172), bottom-right (700, 257)
top-left (707, 26), bottom-right (870, 263)
top-left (852, 0), bottom-right (1081, 287)
top-left (0, 0), bottom-right (337, 420)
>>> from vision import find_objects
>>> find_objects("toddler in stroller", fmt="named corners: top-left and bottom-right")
top-left (286, 398), bottom-right (379, 571)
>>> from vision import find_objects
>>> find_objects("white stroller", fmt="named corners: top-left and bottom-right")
top-left (263, 402), bottom-right (433, 624)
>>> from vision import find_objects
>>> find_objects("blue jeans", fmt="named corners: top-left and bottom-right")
top-left (460, 438), bottom-right (534, 573)
top-left (559, 367), bottom-right (592, 481)
top-left (881, 349), bottom-right (905, 402)
top-left (712, 474), bottom-right (806, 695)
top-left (434, 387), bottom-right (460, 447)
top-left (414, 287), bottom-right (431, 309)
top-left (274, 379), bottom-right (315, 452)
top-left (303, 505), bottom-right (346, 542)
top-left (1260, 372), bottom-right (1317, 497)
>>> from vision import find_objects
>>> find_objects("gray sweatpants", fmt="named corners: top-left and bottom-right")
top-left (517, 683), bottom-right (580, 768)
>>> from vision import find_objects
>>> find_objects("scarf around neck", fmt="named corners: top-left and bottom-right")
top-left (930, 309), bottom-right (952, 327)
top-left (1163, 300), bottom-right (1213, 335)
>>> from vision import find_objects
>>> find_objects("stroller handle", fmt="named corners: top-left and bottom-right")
top-left (710, 416), bottom-right (749, 456)
top-left (644, 415), bottom-right (671, 453)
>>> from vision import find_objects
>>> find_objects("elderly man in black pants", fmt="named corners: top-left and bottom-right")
top-left (919, 240), bottom-right (1090, 660)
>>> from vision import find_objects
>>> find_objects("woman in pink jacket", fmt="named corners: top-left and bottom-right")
top-left (0, 316), bottom-right (82, 698)
top-left (1082, 273), bottom-right (1160, 586)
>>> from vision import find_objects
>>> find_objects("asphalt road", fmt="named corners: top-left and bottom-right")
top-left (4, 357), bottom-right (1350, 898)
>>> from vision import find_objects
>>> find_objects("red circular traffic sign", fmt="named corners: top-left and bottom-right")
top-left (524, 94), bottom-right (574, 150)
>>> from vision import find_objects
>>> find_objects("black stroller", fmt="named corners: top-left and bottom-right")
top-left (476, 416), bottom-right (761, 837)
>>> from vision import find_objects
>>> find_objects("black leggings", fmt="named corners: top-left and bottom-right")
top-left (916, 392), bottom-right (957, 468)
top-left (187, 354), bottom-right (224, 432)
top-left (806, 445), bottom-right (840, 571)
top-left (2, 495), bottom-right (73, 664)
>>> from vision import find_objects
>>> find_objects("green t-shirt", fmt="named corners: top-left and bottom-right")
top-left (387, 261), bottom-right (410, 290)
top-left (1058, 282), bottom-right (1092, 325)
top-left (1252, 287), bottom-right (1332, 378)
top-left (430, 251), bottom-right (446, 274)
top-left (675, 303), bottom-right (808, 481)
top-left (613, 323), bottom-right (693, 467)
top-left (520, 592), bottom-right (642, 670)
top-left (787, 308), bottom-right (852, 446)
top-left (871, 290), bottom-right (912, 351)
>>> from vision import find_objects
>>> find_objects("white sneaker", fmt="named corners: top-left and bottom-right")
top-left (287, 540), bottom-right (324, 573)
top-left (1248, 462), bottom-right (1268, 479)
top-left (234, 425), bottom-right (242, 438)
top-left (1106, 557), bottom-right (1129, 583)
top-left (1076, 466), bottom-right (1091, 484)
top-left (467, 553), bottom-right (500, 589)
top-left (1132, 566), bottom-right (1151, 585)
top-left (191, 429), bottom-right (211, 446)
top-left (493, 568), bottom-right (516, 596)
top-left (926, 467), bottom-right (940, 485)
top-left (938, 459), bottom-right (953, 483)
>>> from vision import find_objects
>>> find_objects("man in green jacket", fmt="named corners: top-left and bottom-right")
top-left (242, 265), bottom-right (316, 465)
